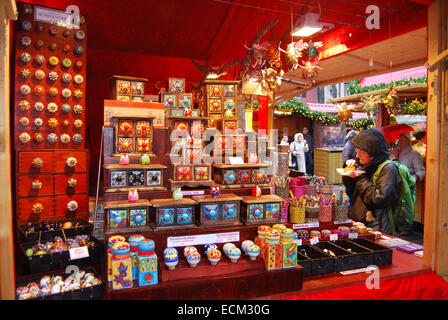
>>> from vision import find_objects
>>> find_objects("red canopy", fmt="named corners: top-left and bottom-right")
top-left (380, 123), bottom-right (414, 144)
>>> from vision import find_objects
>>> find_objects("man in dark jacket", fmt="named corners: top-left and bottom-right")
top-left (342, 128), bottom-right (402, 234)
top-left (302, 127), bottom-right (314, 175)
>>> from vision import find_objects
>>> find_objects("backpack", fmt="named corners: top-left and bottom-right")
top-left (372, 159), bottom-right (416, 235)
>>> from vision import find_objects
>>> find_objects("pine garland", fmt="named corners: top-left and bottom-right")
top-left (347, 75), bottom-right (427, 96)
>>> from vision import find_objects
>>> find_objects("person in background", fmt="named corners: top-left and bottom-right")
top-left (342, 129), bottom-right (357, 167)
top-left (391, 132), bottom-right (425, 183)
top-left (280, 135), bottom-right (289, 146)
top-left (290, 133), bottom-right (308, 173)
top-left (302, 127), bottom-right (314, 175)
top-left (342, 128), bottom-right (402, 235)
top-left (323, 131), bottom-right (337, 147)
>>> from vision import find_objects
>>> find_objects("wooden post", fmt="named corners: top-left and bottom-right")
top-left (424, 0), bottom-right (448, 277)
top-left (0, 0), bottom-right (17, 300)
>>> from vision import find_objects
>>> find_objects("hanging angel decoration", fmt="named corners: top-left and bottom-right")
top-left (381, 87), bottom-right (400, 115)
top-left (280, 40), bottom-right (308, 71)
top-left (304, 41), bottom-right (323, 60)
top-left (261, 67), bottom-right (284, 92)
top-left (360, 95), bottom-right (381, 119)
top-left (335, 104), bottom-right (353, 122)
top-left (299, 59), bottom-right (322, 82)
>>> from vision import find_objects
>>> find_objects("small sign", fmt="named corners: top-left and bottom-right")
top-left (228, 157), bottom-right (245, 165)
top-left (334, 219), bottom-right (352, 225)
top-left (348, 232), bottom-right (358, 240)
top-left (294, 239), bottom-right (303, 246)
top-left (292, 222), bottom-right (320, 230)
top-left (310, 237), bottom-right (319, 245)
top-left (69, 246), bottom-right (89, 260)
top-left (35, 6), bottom-right (72, 27)
top-left (330, 234), bottom-right (338, 241)
top-left (167, 231), bottom-right (240, 248)
top-left (182, 190), bottom-right (205, 196)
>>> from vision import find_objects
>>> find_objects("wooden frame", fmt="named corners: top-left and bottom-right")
top-left (192, 193), bottom-right (243, 227)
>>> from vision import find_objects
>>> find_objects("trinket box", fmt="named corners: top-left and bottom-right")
top-left (151, 198), bottom-right (197, 230)
top-left (104, 200), bottom-right (152, 233)
top-left (241, 195), bottom-right (283, 225)
top-left (192, 193), bottom-right (242, 227)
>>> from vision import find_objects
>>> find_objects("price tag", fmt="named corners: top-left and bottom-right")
top-left (330, 234), bottom-right (338, 241)
top-left (294, 239), bottom-right (303, 246)
top-left (348, 232), bottom-right (358, 240)
top-left (310, 237), bottom-right (319, 245)
top-left (292, 222), bottom-right (319, 230)
top-left (69, 246), bottom-right (89, 260)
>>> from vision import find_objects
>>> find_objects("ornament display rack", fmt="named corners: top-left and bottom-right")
top-left (326, 83), bottom-right (427, 104)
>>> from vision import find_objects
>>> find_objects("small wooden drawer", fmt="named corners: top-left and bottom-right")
top-left (18, 196), bottom-right (55, 221)
top-left (18, 151), bottom-right (54, 175)
top-left (192, 194), bottom-right (242, 227)
top-left (241, 195), bottom-right (283, 225)
top-left (17, 174), bottom-right (54, 198)
top-left (152, 198), bottom-right (197, 230)
top-left (175, 166), bottom-right (192, 181)
top-left (54, 194), bottom-right (89, 218)
top-left (238, 169), bottom-right (252, 184)
top-left (222, 169), bottom-right (238, 185)
top-left (54, 173), bottom-right (88, 195)
top-left (104, 200), bottom-right (152, 233)
top-left (194, 166), bottom-right (209, 181)
top-left (53, 151), bottom-right (88, 174)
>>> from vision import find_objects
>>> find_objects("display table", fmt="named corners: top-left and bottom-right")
top-left (314, 148), bottom-right (343, 184)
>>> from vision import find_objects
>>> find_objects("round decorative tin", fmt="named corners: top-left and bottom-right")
top-left (21, 36), bottom-right (32, 47)
top-left (47, 102), bottom-right (58, 113)
top-left (48, 118), bottom-right (59, 128)
top-left (19, 132), bottom-right (31, 144)
top-left (34, 85), bottom-right (45, 95)
top-left (72, 134), bottom-right (83, 144)
top-left (47, 133), bottom-right (58, 144)
top-left (33, 118), bottom-right (43, 127)
top-left (35, 39), bottom-right (44, 49)
top-left (48, 71), bottom-right (58, 81)
top-left (21, 20), bottom-right (32, 31)
top-left (62, 73), bottom-right (72, 83)
top-left (20, 85), bottom-right (31, 96)
top-left (61, 104), bottom-right (71, 113)
top-left (34, 55), bottom-right (45, 66)
top-left (34, 133), bottom-right (44, 143)
top-left (48, 87), bottom-right (58, 97)
top-left (61, 133), bottom-right (71, 144)
top-left (61, 88), bottom-right (72, 98)
top-left (75, 30), bottom-right (85, 40)
top-left (74, 45), bottom-right (84, 55)
top-left (48, 56), bottom-right (59, 66)
top-left (34, 69), bottom-right (45, 80)
top-left (74, 74), bottom-right (84, 84)
top-left (19, 100), bottom-right (30, 111)
top-left (73, 119), bottom-right (83, 128)
top-left (62, 58), bottom-right (72, 68)
top-left (73, 104), bottom-right (83, 114)
top-left (19, 117), bottom-right (29, 127)
top-left (20, 52), bottom-right (31, 63)
top-left (34, 102), bottom-right (44, 112)
top-left (20, 68), bottom-right (31, 79)
top-left (67, 200), bottom-right (78, 212)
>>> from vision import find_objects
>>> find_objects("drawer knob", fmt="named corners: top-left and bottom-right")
top-left (32, 157), bottom-right (44, 169)
top-left (32, 203), bottom-right (43, 214)
top-left (67, 178), bottom-right (77, 188)
top-left (67, 200), bottom-right (78, 212)
top-left (66, 157), bottom-right (77, 168)
top-left (31, 180), bottom-right (42, 190)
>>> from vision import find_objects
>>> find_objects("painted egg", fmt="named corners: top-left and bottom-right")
top-left (207, 249), bottom-right (222, 265)
top-left (186, 251), bottom-right (201, 266)
top-left (227, 247), bottom-right (241, 262)
top-left (223, 243), bottom-right (236, 256)
top-left (163, 248), bottom-right (179, 265)
top-left (183, 246), bottom-right (197, 257)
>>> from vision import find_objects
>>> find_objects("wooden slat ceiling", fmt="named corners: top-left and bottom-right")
top-left (274, 27), bottom-right (428, 104)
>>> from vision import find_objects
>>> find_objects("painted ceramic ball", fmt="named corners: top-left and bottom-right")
top-left (183, 246), bottom-right (197, 258)
top-left (227, 247), bottom-right (241, 262)
top-left (204, 243), bottom-right (218, 255)
top-left (338, 226), bottom-right (350, 238)
top-left (46, 102), bottom-right (58, 112)
top-left (247, 244), bottom-right (261, 260)
top-left (222, 243), bottom-right (236, 256)
top-left (297, 229), bottom-right (310, 240)
top-left (163, 247), bottom-right (179, 269)
top-left (310, 230), bottom-right (321, 238)
top-left (241, 240), bottom-right (255, 254)
top-left (186, 251), bottom-right (201, 267)
top-left (207, 249), bottom-right (222, 265)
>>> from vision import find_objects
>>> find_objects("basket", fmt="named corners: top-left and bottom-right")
top-left (305, 184), bottom-right (317, 196)
top-left (290, 207), bottom-right (306, 224)
top-left (291, 185), bottom-right (306, 199)
top-left (305, 206), bottom-right (319, 223)
top-left (333, 205), bottom-right (349, 222)
top-left (318, 205), bottom-right (333, 223)
top-left (275, 185), bottom-right (290, 199)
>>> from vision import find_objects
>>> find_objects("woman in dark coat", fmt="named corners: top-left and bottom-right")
top-left (342, 128), bottom-right (402, 234)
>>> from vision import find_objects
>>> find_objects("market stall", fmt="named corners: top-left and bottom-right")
top-left (3, 0), bottom-right (446, 302)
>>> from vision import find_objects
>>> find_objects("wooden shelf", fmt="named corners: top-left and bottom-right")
top-left (103, 199), bottom-right (152, 209)
top-left (191, 193), bottom-right (243, 203)
top-left (151, 198), bottom-right (197, 208)
top-left (326, 83), bottom-right (427, 104)
top-left (105, 186), bottom-right (167, 193)
top-left (241, 194), bottom-right (284, 204)
top-left (213, 163), bottom-right (270, 169)
top-left (103, 163), bottom-right (167, 170)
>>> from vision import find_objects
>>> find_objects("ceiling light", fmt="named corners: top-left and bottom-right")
top-left (291, 12), bottom-right (334, 37)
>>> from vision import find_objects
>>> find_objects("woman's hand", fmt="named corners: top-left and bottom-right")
top-left (345, 159), bottom-right (356, 167)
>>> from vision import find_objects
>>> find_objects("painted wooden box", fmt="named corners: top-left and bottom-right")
top-left (212, 163), bottom-right (270, 188)
top-left (151, 198), bottom-right (197, 230)
top-left (104, 164), bottom-right (167, 192)
top-left (110, 75), bottom-right (147, 102)
top-left (104, 199), bottom-right (152, 234)
top-left (241, 195), bottom-right (284, 225)
top-left (192, 193), bottom-right (243, 227)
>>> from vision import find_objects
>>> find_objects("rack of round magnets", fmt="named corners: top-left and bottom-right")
top-left (191, 193), bottom-right (243, 227)
top-left (240, 195), bottom-right (283, 225)
top-left (103, 164), bottom-right (167, 192)
top-left (103, 199), bottom-right (152, 235)
top-left (150, 198), bottom-right (198, 231)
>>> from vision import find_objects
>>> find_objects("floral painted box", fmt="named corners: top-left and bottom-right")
top-left (175, 166), bottom-right (192, 181)
top-left (168, 78), bottom-right (186, 93)
top-left (104, 200), bottom-right (152, 233)
top-left (241, 195), bottom-right (283, 225)
top-left (152, 198), bottom-right (197, 230)
top-left (192, 194), bottom-right (242, 227)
